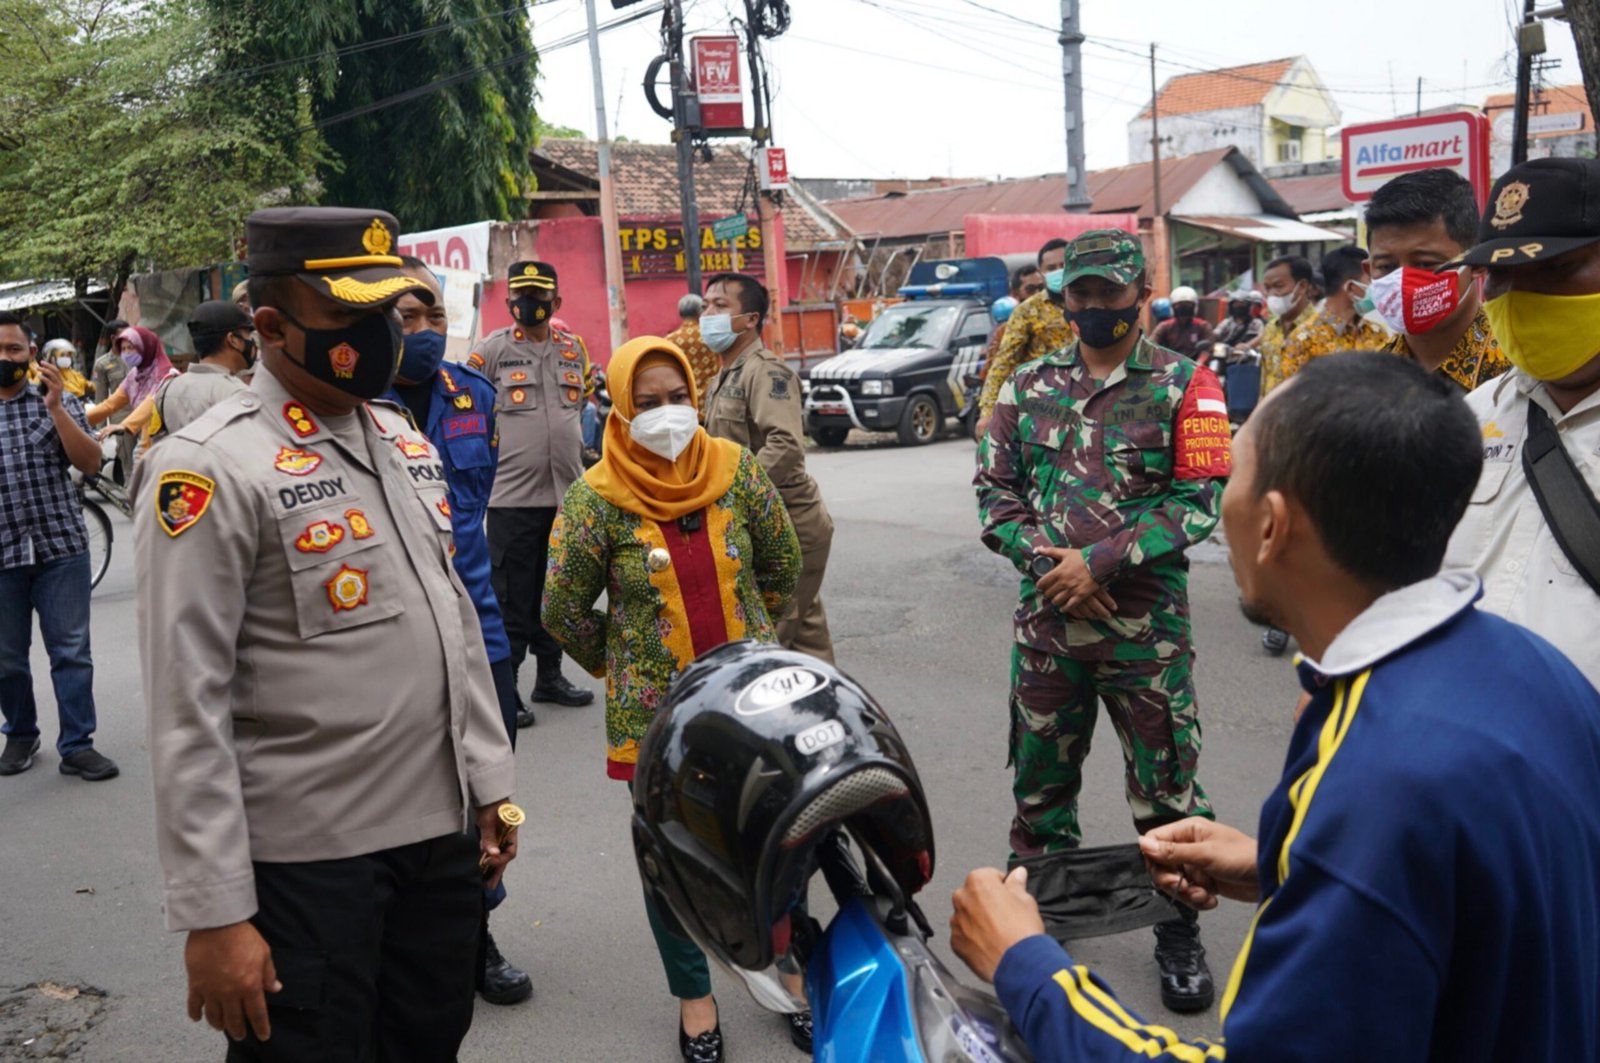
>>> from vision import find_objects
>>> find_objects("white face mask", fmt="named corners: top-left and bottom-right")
top-left (1266, 287), bottom-right (1301, 318)
top-left (627, 403), bottom-right (699, 461)
top-left (55, 355), bottom-right (74, 370)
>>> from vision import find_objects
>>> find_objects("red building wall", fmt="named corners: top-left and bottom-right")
top-left (479, 215), bottom-right (808, 367)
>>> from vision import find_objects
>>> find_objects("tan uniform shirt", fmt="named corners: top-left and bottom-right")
top-left (1443, 369), bottom-right (1600, 687)
top-left (146, 362), bottom-right (247, 446)
top-left (471, 325), bottom-right (590, 509)
top-left (132, 366), bottom-right (514, 932)
top-left (703, 341), bottom-right (826, 522)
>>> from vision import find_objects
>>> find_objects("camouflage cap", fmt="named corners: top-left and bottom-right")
top-left (1061, 229), bottom-right (1145, 286)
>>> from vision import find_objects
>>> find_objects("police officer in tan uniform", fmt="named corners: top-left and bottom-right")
top-left (132, 207), bottom-right (517, 1061)
top-left (471, 260), bottom-right (595, 719)
top-left (142, 300), bottom-right (254, 449)
top-left (700, 271), bottom-right (836, 662)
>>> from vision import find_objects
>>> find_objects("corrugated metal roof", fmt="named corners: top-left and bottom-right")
top-left (1268, 171), bottom-right (1352, 216)
top-left (0, 279), bottom-right (104, 314)
top-left (1173, 214), bottom-right (1348, 244)
top-left (825, 148), bottom-right (1239, 240)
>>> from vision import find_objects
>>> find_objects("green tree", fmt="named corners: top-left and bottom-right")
top-left (206, 0), bottom-right (540, 231)
top-left (0, 0), bottom-right (319, 290)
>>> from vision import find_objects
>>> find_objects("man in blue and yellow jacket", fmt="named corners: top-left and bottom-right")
top-left (952, 352), bottom-right (1600, 1061)
top-left (385, 259), bottom-right (533, 1007)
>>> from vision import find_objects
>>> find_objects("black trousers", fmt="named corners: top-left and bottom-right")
top-left (224, 832), bottom-right (482, 1063)
top-left (486, 506), bottom-right (563, 678)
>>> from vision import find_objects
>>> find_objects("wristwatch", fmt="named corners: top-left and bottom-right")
top-left (1029, 554), bottom-right (1055, 579)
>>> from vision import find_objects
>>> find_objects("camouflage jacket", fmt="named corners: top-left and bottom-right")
top-left (975, 335), bottom-right (1230, 660)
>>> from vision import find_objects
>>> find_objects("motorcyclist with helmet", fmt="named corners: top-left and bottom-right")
top-left (1150, 285), bottom-right (1215, 359)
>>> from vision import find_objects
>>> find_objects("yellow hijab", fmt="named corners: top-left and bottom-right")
top-left (583, 336), bottom-right (742, 522)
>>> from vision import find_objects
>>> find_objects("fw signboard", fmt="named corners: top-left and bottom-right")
top-left (691, 36), bottom-right (744, 132)
top-left (1342, 113), bottom-right (1491, 210)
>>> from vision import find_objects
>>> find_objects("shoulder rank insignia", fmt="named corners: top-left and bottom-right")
top-left (325, 564), bottom-right (369, 611)
top-left (283, 402), bottom-right (318, 438)
top-left (453, 393), bottom-right (473, 410)
top-left (294, 520), bottom-right (345, 554)
top-left (395, 436), bottom-right (431, 460)
top-left (155, 470), bottom-right (215, 538)
top-left (274, 447), bottom-right (323, 476)
top-left (345, 508), bottom-right (375, 539)
top-left (439, 367), bottom-right (458, 392)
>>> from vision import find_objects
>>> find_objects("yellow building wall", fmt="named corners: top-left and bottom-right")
top-left (1263, 67), bottom-right (1342, 165)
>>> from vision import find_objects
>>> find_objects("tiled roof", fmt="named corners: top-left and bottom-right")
top-left (1484, 83), bottom-right (1593, 138)
top-left (1137, 57), bottom-right (1297, 119)
top-left (533, 139), bottom-right (833, 245)
top-left (823, 148), bottom-right (1242, 239)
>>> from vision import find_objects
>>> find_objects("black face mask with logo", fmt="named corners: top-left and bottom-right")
top-left (1069, 303), bottom-right (1143, 349)
top-left (0, 359), bottom-right (27, 389)
top-left (279, 308), bottom-right (403, 399)
top-left (511, 295), bottom-right (554, 326)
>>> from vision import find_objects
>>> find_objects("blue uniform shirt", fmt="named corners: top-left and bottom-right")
top-left (993, 572), bottom-right (1600, 1061)
top-left (383, 363), bottom-right (510, 663)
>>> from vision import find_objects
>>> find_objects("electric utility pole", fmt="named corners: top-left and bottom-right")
top-left (1059, 0), bottom-right (1091, 211)
top-left (585, 0), bottom-right (629, 348)
top-left (668, 0), bottom-right (703, 293)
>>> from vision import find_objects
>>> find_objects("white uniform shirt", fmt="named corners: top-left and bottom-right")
top-left (1444, 368), bottom-right (1600, 688)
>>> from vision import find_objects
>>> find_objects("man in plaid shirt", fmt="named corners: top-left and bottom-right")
top-left (0, 312), bottom-right (118, 780)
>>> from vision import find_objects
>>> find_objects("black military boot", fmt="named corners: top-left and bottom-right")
top-left (480, 928), bottom-right (533, 1005)
top-left (1153, 909), bottom-right (1213, 1013)
top-left (531, 670), bottom-right (594, 707)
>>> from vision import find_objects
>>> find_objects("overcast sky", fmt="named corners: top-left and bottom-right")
top-left (529, 0), bottom-right (1583, 182)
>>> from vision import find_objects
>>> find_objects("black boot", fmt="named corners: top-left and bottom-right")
top-left (531, 671), bottom-right (594, 707)
top-left (480, 929), bottom-right (533, 1005)
top-left (1153, 910), bottom-right (1213, 1013)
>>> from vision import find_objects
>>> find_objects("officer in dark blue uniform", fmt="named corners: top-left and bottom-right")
top-left (384, 256), bottom-right (534, 1006)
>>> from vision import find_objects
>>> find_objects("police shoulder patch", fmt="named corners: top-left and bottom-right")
top-left (768, 372), bottom-right (791, 400)
top-left (155, 470), bottom-right (216, 538)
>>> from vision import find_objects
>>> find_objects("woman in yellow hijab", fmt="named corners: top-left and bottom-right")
top-left (543, 337), bottom-right (801, 1061)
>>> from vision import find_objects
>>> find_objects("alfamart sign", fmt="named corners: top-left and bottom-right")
top-left (1342, 114), bottom-right (1491, 208)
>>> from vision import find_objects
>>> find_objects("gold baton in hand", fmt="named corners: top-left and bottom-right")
top-left (480, 803), bottom-right (525, 873)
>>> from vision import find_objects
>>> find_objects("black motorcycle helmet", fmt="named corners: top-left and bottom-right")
top-left (632, 641), bottom-right (935, 1007)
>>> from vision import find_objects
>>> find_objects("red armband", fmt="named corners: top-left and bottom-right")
top-left (1173, 366), bottom-right (1232, 480)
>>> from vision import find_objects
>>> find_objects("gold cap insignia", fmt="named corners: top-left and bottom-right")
top-left (1490, 181), bottom-right (1530, 231)
top-left (523, 264), bottom-right (540, 278)
top-left (363, 218), bottom-right (394, 255)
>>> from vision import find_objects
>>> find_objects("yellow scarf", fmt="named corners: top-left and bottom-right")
top-left (583, 337), bottom-right (742, 522)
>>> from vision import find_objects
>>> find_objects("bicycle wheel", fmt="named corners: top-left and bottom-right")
top-left (82, 500), bottom-right (112, 591)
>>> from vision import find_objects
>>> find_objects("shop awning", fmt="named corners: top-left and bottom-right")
top-left (1172, 214), bottom-right (1348, 244)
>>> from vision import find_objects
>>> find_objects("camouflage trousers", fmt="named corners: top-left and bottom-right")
top-left (1008, 643), bottom-right (1213, 857)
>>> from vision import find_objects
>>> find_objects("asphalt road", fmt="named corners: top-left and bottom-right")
top-left (1, 429), bottom-right (1302, 1062)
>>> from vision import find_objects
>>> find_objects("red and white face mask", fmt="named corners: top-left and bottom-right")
top-left (1369, 266), bottom-right (1468, 335)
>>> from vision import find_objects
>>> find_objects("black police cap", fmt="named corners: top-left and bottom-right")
top-left (1458, 157), bottom-right (1600, 267)
top-left (245, 206), bottom-right (434, 308)
top-left (508, 260), bottom-right (557, 292)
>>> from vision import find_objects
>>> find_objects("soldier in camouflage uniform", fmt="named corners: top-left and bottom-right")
top-left (974, 230), bottom-right (1232, 1014)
